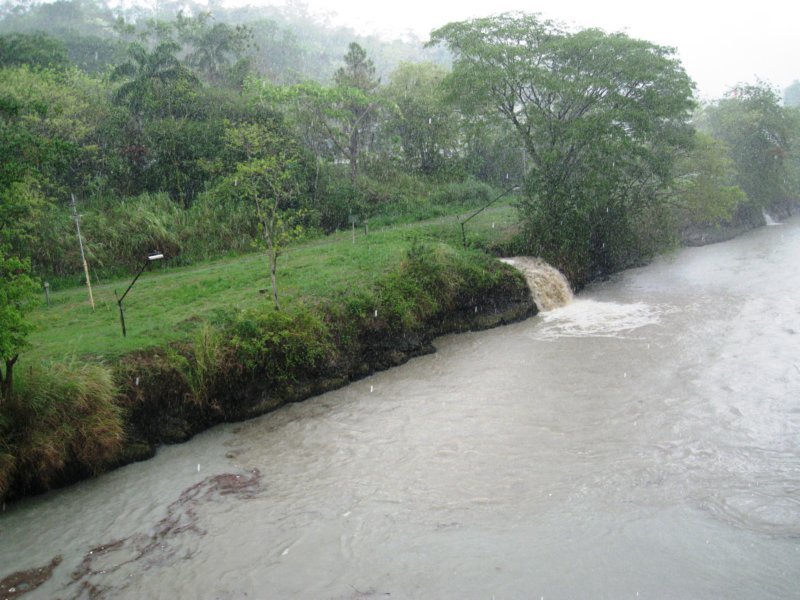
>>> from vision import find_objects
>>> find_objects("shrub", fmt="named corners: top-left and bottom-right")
top-left (228, 305), bottom-right (335, 382)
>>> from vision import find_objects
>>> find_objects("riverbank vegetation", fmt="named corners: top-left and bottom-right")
top-left (1, 1), bottom-right (799, 501)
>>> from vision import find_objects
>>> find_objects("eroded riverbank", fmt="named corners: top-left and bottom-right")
top-left (2, 217), bottom-right (799, 599)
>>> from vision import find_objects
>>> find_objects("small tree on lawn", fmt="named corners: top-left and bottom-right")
top-left (234, 154), bottom-right (303, 311)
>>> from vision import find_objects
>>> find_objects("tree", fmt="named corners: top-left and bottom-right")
top-left (383, 62), bottom-right (459, 176)
top-left (177, 12), bottom-right (254, 87)
top-left (332, 42), bottom-right (380, 182)
top-left (233, 155), bottom-right (302, 311)
top-left (700, 83), bottom-right (794, 213)
top-left (429, 13), bottom-right (695, 282)
top-left (669, 131), bottom-right (747, 226)
top-left (111, 41), bottom-right (199, 118)
top-left (0, 32), bottom-right (70, 70)
top-left (0, 247), bottom-right (39, 402)
top-left (223, 121), bottom-right (305, 310)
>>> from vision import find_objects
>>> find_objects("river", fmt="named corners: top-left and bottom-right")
top-left (2, 218), bottom-right (799, 599)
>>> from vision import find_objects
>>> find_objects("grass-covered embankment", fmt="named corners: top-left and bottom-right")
top-left (0, 204), bottom-right (533, 502)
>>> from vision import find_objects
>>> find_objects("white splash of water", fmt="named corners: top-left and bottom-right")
top-left (531, 299), bottom-right (667, 340)
top-left (762, 211), bottom-right (782, 226)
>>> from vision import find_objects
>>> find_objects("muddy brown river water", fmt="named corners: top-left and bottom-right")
top-left (2, 218), bottom-right (799, 599)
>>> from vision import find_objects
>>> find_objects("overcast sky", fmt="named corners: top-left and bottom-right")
top-left (278, 0), bottom-right (799, 100)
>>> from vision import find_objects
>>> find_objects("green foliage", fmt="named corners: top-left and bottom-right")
top-left (335, 42), bottom-right (379, 92)
top-left (81, 193), bottom-right (185, 271)
top-left (231, 151), bottom-right (305, 310)
top-left (228, 305), bottom-right (333, 382)
top-left (382, 61), bottom-right (459, 176)
top-left (177, 12), bottom-right (254, 87)
top-left (311, 163), bottom-right (367, 231)
top-left (371, 242), bottom-right (515, 331)
top-left (0, 361), bottom-right (122, 496)
top-left (0, 66), bottom-right (104, 201)
top-left (186, 183), bottom-right (261, 255)
top-left (0, 248), bottom-right (39, 400)
top-left (670, 131), bottom-right (748, 226)
top-left (169, 323), bottom-right (227, 408)
top-left (111, 41), bottom-right (200, 117)
top-left (430, 13), bottom-right (696, 283)
top-left (700, 83), bottom-right (795, 212)
top-left (0, 32), bottom-right (71, 70)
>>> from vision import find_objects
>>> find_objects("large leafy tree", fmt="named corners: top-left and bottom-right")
top-left (0, 32), bottom-right (71, 70)
top-left (700, 83), bottom-right (794, 213)
top-left (383, 62), bottom-right (459, 176)
top-left (429, 13), bottom-right (695, 282)
top-left (669, 131), bottom-right (747, 227)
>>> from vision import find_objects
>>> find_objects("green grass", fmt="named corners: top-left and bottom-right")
top-left (26, 201), bottom-right (519, 363)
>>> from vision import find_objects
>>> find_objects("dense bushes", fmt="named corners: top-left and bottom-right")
top-left (228, 305), bottom-right (335, 382)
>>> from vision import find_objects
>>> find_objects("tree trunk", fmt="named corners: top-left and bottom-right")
top-left (1, 355), bottom-right (18, 403)
top-left (270, 256), bottom-right (279, 312)
top-left (266, 228), bottom-right (280, 312)
top-left (349, 127), bottom-right (360, 183)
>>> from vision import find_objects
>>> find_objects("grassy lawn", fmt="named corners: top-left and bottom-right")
top-left (27, 201), bottom-right (519, 363)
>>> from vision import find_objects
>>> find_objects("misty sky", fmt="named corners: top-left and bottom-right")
top-left (277, 0), bottom-right (799, 100)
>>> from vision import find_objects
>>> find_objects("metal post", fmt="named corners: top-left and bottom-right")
top-left (458, 185), bottom-right (519, 249)
top-left (115, 254), bottom-right (163, 336)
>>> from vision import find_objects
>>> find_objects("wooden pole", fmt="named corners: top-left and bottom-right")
top-left (70, 193), bottom-right (95, 310)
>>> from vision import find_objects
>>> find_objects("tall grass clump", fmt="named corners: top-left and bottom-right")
top-left (32, 193), bottom-right (186, 281)
top-left (169, 323), bottom-right (229, 408)
top-left (83, 193), bottom-right (186, 270)
top-left (0, 362), bottom-right (123, 498)
top-left (185, 182), bottom-right (261, 257)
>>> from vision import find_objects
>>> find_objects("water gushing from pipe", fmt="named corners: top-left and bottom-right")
top-left (500, 257), bottom-right (573, 311)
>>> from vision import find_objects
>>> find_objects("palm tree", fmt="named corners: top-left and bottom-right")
top-left (111, 41), bottom-right (198, 116)
top-left (184, 22), bottom-right (253, 86)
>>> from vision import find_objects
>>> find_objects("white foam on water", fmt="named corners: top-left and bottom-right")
top-left (531, 299), bottom-right (667, 340)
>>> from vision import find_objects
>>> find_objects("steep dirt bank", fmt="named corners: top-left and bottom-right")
top-left (2, 257), bottom-right (535, 502)
top-left (115, 273), bottom-right (535, 462)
